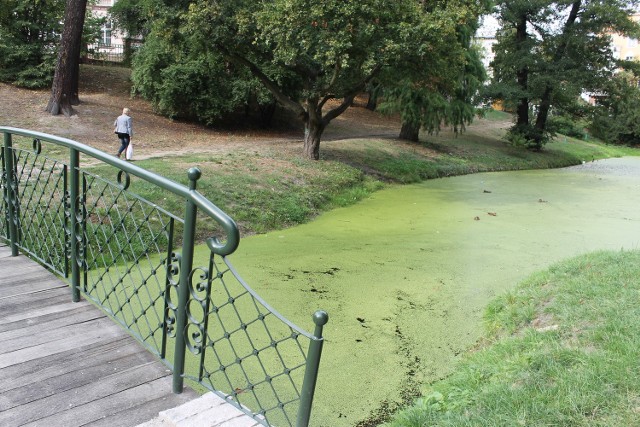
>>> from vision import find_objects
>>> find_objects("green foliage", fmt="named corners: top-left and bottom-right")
top-left (488, 0), bottom-right (640, 150)
top-left (505, 123), bottom-right (549, 150)
top-left (108, 0), bottom-right (156, 38)
top-left (115, 0), bottom-right (281, 125)
top-left (548, 114), bottom-right (586, 140)
top-left (0, 0), bottom-right (64, 88)
top-left (83, 5), bottom-right (107, 50)
top-left (590, 73), bottom-right (640, 145)
top-left (132, 35), bottom-right (259, 123)
top-left (378, 1), bottom-right (489, 138)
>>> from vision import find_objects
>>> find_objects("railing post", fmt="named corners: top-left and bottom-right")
top-left (69, 148), bottom-right (81, 302)
top-left (3, 132), bottom-right (19, 256)
top-left (173, 167), bottom-right (201, 393)
top-left (296, 310), bottom-right (329, 427)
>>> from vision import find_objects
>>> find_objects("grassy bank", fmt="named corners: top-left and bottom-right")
top-left (107, 111), bottom-right (637, 236)
top-left (385, 249), bottom-right (640, 427)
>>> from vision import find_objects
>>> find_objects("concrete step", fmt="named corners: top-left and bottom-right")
top-left (135, 392), bottom-right (261, 427)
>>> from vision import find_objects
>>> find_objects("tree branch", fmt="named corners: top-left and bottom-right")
top-left (217, 44), bottom-right (306, 118)
top-left (324, 62), bottom-right (342, 93)
top-left (321, 63), bottom-right (384, 124)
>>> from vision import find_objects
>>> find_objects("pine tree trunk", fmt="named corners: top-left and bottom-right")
top-left (515, 14), bottom-right (529, 127)
top-left (399, 121), bottom-right (420, 142)
top-left (46, 0), bottom-right (87, 116)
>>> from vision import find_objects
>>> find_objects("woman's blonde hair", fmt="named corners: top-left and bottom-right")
top-left (122, 107), bottom-right (130, 115)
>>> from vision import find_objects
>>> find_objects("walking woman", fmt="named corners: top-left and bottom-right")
top-left (114, 107), bottom-right (133, 158)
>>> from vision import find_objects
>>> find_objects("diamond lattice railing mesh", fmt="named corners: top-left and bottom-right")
top-left (182, 253), bottom-right (310, 427)
top-left (81, 170), bottom-right (181, 358)
top-left (12, 147), bottom-right (67, 275)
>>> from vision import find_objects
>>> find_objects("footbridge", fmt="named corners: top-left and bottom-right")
top-left (0, 127), bottom-right (327, 427)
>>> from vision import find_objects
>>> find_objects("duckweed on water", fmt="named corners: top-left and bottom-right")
top-left (218, 158), bottom-right (640, 426)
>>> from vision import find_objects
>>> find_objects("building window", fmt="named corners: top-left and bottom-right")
top-left (101, 21), bottom-right (112, 46)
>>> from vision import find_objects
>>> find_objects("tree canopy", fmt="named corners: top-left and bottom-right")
top-left (377, 0), bottom-right (489, 142)
top-left (487, 0), bottom-right (640, 150)
top-left (0, 0), bottom-right (64, 88)
top-left (112, 0), bottom-right (485, 159)
top-left (590, 71), bottom-right (640, 145)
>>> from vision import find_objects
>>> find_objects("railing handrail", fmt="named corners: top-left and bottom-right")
top-left (0, 126), bottom-right (239, 256)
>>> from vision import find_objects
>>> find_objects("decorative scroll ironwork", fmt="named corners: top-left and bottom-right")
top-left (0, 127), bottom-right (327, 427)
top-left (179, 253), bottom-right (326, 427)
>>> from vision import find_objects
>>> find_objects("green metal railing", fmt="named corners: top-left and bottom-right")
top-left (0, 127), bottom-right (327, 427)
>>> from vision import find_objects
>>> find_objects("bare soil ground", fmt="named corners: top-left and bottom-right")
top-left (0, 65), bottom-right (406, 159)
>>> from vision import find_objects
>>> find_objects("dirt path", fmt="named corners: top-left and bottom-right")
top-left (0, 65), bottom-right (402, 160)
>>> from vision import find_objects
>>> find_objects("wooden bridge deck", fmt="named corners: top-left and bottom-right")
top-left (0, 243), bottom-right (200, 427)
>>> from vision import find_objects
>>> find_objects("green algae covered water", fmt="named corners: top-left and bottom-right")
top-left (227, 157), bottom-right (640, 426)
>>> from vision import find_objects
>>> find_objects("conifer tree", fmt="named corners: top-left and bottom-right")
top-left (488, 0), bottom-right (640, 150)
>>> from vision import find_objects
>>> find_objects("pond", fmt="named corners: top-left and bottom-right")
top-left (230, 157), bottom-right (640, 427)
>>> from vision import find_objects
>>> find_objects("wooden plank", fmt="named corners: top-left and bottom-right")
top-left (86, 391), bottom-right (200, 427)
top-left (0, 317), bottom-right (125, 368)
top-left (19, 377), bottom-right (198, 427)
top-left (0, 347), bottom-right (166, 409)
top-left (0, 273), bottom-right (67, 298)
top-left (0, 263), bottom-right (47, 282)
top-left (0, 315), bottom-right (121, 355)
top-left (1, 299), bottom-right (85, 323)
top-left (0, 362), bottom-right (171, 425)
top-left (0, 245), bottom-right (259, 427)
top-left (0, 257), bottom-right (60, 284)
top-left (0, 254), bottom-right (45, 270)
top-left (0, 337), bottom-right (134, 390)
top-left (0, 303), bottom-right (97, 334)
top-left (0, 290), bottom-right (75, 320)
top-left (0, 247), bottom-right (14, 259)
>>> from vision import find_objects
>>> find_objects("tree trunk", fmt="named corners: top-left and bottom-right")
top-left (515, 14), bottom-right (529, 127)
top-left (399, 121), bottom-right (420, 142)
top-left (535, 86), bottom-right (553, 133)
top-left (303, 108), bottom-right (325, 160)
top-left (533, 1), bottom-right (580, 141)
top-left (123, 38), bottom-right (134, 66)
top-left (70, 59), bottom-right (80, 105)
top-left (366, 82), bottom-right (380, 111)
top-left (46, 0), bottom-right (87, 116)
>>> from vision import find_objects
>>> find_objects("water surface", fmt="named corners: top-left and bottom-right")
top-left (231, 157), bottom-right (640, 426)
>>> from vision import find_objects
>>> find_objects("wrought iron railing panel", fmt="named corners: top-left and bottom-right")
top-left (80, 170), bottom-right (182, 360)
top-left (9, 142), bottom-right (67, 275)
top-left (1, 127), bottom-right (327, 427)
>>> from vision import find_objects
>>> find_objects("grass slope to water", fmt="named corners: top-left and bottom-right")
top-left (102, 110), bottom-right (637, 237)
top-left (386, 250), bottom-right (640, 427)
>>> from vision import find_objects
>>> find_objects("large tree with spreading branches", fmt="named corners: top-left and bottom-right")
top-left (112, 0), bottom-right (484, 159)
